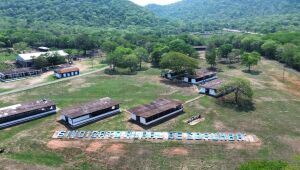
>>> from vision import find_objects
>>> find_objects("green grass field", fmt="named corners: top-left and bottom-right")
top-left (0, 59), bottom-right (299, 169)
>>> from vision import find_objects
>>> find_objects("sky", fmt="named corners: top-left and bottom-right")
top-left (129, 0), bottom-right (181, 6)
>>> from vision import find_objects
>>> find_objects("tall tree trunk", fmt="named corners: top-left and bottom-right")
top-left (140, 59), bottom-right (142, 70)
top-left (235, 90), bottom-right (239, 104)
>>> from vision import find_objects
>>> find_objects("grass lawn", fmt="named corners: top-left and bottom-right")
top-left (0, 59), bottom-right (299, 169)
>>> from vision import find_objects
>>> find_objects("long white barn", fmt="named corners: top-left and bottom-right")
top-left (16, 50), bottom-right (68, 67)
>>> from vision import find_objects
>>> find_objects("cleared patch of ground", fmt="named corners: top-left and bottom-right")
top-left (105, 144), bottom-right (126, 154)
top-left (163, 147), bottom-right (189, 157)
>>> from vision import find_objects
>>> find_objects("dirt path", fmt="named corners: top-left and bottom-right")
top-left (0, 66), bottom-right (108, 97)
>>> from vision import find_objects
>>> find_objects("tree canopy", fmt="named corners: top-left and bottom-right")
top-left (160, 52), bottom-right (198, 74)
top-left (241, 52), bottom-right (261, 72)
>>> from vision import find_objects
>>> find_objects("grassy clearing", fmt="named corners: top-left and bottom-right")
top-left (9, 151), bottom-right (64, 167)
top-left (0, 59), bottom-right (299, 169)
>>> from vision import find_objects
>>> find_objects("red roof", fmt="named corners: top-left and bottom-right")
top-left (56, 67), bottom-right (79, 74)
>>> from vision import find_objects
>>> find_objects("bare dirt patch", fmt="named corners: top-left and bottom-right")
top-left (163, 147), bottom-right (189, 157)
top-left (107, 156), bottom-right (120, 166)
top-left (214, 120), bottom-right (228, 131)
top-left (47, 140), bottom-right (85, 150)
top-left (280, 136), bottom-right (300, 153)
top-left (225, 134), bottom-right (262, 150)
top-left (86, 142), bottom-right (104, 152)
top-left (105, 144), bottom-right (126, 154)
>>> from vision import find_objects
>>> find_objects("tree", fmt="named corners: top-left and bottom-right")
top-left (13, 42), bottom-right (29, 53)
top-left (134, 47), bottom-right (149, 69)
top-left (151, 44), bottom-right (169, 66)
top-left (160, 52), bottom-right (198, 74)
top-left (241, 52), bottom-right (261, 72)
top-left (261, 40), bottom-right (278, 59)
top-left (228, 49), bottom-right (241, 64)
top-left (102, 41), bottom-right (118, 53)
top-left (219, 78), bottom-right (253, 105)
top-left (47, 52), bottom-right (65, 66)
top-left (123, 54), bottom-right (139, 72)
top-left (206, 48), bottom-right (217, 68)
top-left (0, 41), bottom-right (5, 48)
top-left (32, 55), bottom-right (49, 69)
top-left (107, 47), bottom-right (133, 71)
top-left (241, 36), bottom-right (263, 52)
top-left (75, 34), bottom-right (98, 55)
top-left (218, 44), bottom-right (233, 59)
top-left (168, 39), bottom-right (197, 58)
top-left (276, 43), bottom-right (298, 67)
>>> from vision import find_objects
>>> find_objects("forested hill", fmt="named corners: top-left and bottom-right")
top-left (147, 0), bottom-right (300, 21)
top-left (0, 0), bottom-right (162, 28)
top-left (147, 0), bottom-right (300, 33)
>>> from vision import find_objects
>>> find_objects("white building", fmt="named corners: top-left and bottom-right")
top-left (16, 50), bottom-right (69, 67)
top-left (128, 99), bottom-right (183, 126)
top-left (60, 97), bottom-right (120, 128)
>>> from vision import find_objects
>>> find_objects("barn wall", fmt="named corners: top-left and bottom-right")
top-left (131, 114), bottom-right (137, 120)
top-left (72, 115), bottom-right (90, 124)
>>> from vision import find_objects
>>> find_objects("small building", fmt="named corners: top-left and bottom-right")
top-left (0, 68), bottom-right (42, 82)
top-left (128, 99), bottom-right (183, 126)
top-left (0, 99), bottom-right (56, 129)
top-left (60, 97), bottom-right (120, 128)
top-left (183, 70), bottom-right (217, 84)
top-left (16, 50), bottom-right (69, 67)
top-left (161, 70), bottom-right (178, 80)
top-left (54, 67), bottom-right (80, 79)
top-left (38, 47), bottom-right (50, 52)
top-left (193, 46), bottom-right (208, 51)
top-left (199, 79), bottom-right (235, 97)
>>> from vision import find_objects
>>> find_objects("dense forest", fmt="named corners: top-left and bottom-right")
top-left (0, 0), bottom-right (164, 29)
top-left (0, 0), bottom-right (299, 72)
top-left (147, 0), bottom-right (300, 33)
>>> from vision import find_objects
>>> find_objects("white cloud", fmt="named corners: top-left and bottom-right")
top-left (130, 0), bottom-right (181, 6)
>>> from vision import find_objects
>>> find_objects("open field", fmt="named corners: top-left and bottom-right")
top-left (0, 59), bottom-right (299, 169)
top-left (0, 57), bottom-right (106, 92)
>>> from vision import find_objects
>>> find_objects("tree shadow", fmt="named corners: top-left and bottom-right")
top-left (104, 68), bottom-right (137, 76)
top-left (227, 65), bottom-right (237, 69)
top-left (216, 97), bottom-right (256, 112)
top-left (160, 79), bottom-right (194, 88)
top-left (207, 67), bottom-right (224, 73)
top-left (242, 70), bottom-right (262, 75)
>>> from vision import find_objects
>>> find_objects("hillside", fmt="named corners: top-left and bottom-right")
top-left (0, 0), bottom-right (162, 28)
top-left (147, 0), bottom-right (300, 32)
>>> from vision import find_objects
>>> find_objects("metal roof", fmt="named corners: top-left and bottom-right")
top-left (185, 69), bottom-right (216, 79)
top-left (18, 50), bottom-right (68, 61)
top-left (61, 97), bottom-right (120, 119)
top-left (0, 99), bottom-right (56, 119)
top-left (0, 68), bottom-right (41, 75)
top-left (55, 67), bottom-right (79, 74)
top-left (200, 79), bottom-right (224, 90)
top-left (128, 99), bottom-right (183, 118)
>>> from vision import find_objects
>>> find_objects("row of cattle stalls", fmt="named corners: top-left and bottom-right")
top-left (183, 70), bottom-right (217, 84)
top-left (0, 97), bottom-right (185, 130)
top-left (128, 99), bottom-right (184, 126)
top-left (0, 68), bottom-right (42, 82)
top-left (60, 97), bottom-right (120, 128)
top-left (162, 69), bottom-right (217, 85)
top-left (161, 69), bottom-right (236, 98)
top-left (199, 79), bottom-right (236, 97)
top-left (54, 66), bottom-right (80, 79)
top-left (0, 99), bottom-right (56, 129)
